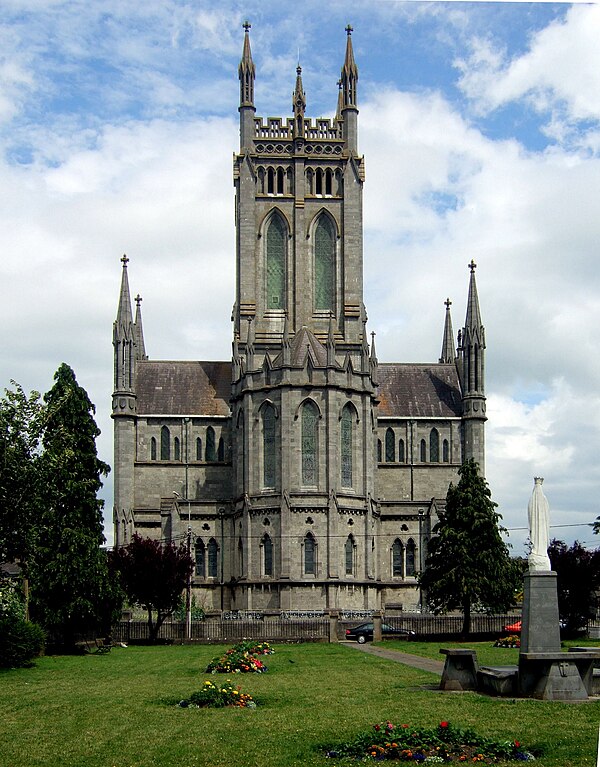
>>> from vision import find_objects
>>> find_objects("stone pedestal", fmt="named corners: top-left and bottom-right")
top-left (520, 571), bottom-right (560, 653)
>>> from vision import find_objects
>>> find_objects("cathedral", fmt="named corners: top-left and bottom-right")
top-left (112, 25), bottom-right (486, 614)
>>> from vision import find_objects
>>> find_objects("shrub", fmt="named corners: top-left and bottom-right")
top-left (0, 616), bottom-right (45, 668)
top-left (178, 679), bottom-right (256, 708)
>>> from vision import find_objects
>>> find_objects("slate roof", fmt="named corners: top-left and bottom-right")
top-left (136, 360), bottom-right (231, 416)
top-left (376, 363), bottom-right (462, 418)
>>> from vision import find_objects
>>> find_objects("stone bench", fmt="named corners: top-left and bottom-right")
top-left (477, 665), bottom-right (518, 697)
top-left (519, 651), bottom-right (600, 700)
top-left (439, 649), bottom-right (479, 691)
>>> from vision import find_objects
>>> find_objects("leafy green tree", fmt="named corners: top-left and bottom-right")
top-left (419, 459), bottom-right (519, 637)
top-left (109, 534), bottom-right (194, 642)
top-left (0, 383), bottom-right (43, 565)
top-left (548, 539), bottom-right (600, 633)
top-left (28, 364), bottom-right (121, 644)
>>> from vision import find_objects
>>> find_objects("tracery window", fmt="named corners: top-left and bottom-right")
top-left (160, 426), bottom-right (170, 461)
top-left (263, 403), bottom-right (276, 488)
top-left (262, 534), bottom-right (273, 576)
top-left (195, 538), bottom-right (205, 577)
top-left (392, 538), bottom-right (404, 577)
top-left (266, 214), bottom-right (286, 310)
top-left (345, 534), bottom-right (355, 575)
top-left (398, 438), bottom-right (405, 463)
top-left (304, 532), bottom-right (316, 575)
top-left (406, 538), bottom-right (416, 576)
top-left (207, 538), bottom-right (218, 578)
top-left (314, 216), bottom-right (335, 311)
top-left (430, 428), bottom-right (440, 463)
top-left (385, 427), bottom-right (395, 462)
top-left (206, 426), bottom-right (216, 462)
top-left (341, 404), bottom-right (353, 488)
top-left (301, 401), bottom-right (319, 485)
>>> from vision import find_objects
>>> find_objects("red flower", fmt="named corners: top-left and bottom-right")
top-left (374, 724), bottom-right (381, 732)
top-left (514, 741), bottom-right (521, 748)
top-left (401, 724), bottom-right (409, 729)
top-left (440, 721), bottom-right (449, 729)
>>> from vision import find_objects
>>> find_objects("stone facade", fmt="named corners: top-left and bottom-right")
top-left (112, 26), bottom-right (487, 614)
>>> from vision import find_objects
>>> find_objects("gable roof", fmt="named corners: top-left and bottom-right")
top-left (376, 363), bottom-right (462, 418)
top-left (135, 360), bottom-right (231, 416)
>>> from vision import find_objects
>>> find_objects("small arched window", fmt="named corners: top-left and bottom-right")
top-left (385, 427), bottom-right (395, 462)
top-left (174, 436), bottom-right (181, 461)
top-left (196, 437), bottom-right (202, 461)
top-left (206, 426), bottom-right (216, 462)
top-left (195, 538), bottom-right (205, 578)
top-left (420, 439), bottom-right (427, 463)
top-left (276, 167), bottom-right (284, 195)
top-left (263, 403), bottom-right (276, 488)
top-left (430, 428), bottom-right (440, 463)
top-left (207, 538), bottom-right (218, 578)
top-left (443, 439), bottom-right (450, 463)
top-left (237, 537), bottom-right (244, 577)
top-left (301, 401), bottom-right (319, 486)
top-left (304, 532), bottom-right (316, 575)
top-left (150, 437), bottom-right (157, 461)
top-left (314, 215), bottom-right (335, 311)
top-left (406, 539), bottom-right (416, 576)
top-left (345, 534), bottom-right (355, 575)
top-left (160, 426), bottom-right (170, 461)
top-left (392, 539), bottom-right (404, 577)
top-left (398, 438), bottom-right (405, 463)
top-left (340, 404), bottom-right (353, 488)
top-left (217, 437), bottom-right (225, 462)
top-left (377, 439), bottom-right (383, 463)
top-left (262, 534), bottom-right (273, 576)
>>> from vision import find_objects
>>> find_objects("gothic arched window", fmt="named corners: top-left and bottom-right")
top-left (196, 437), bottom-right (202, 461)
top-left (206, 426), bottom-right (216, 462)
top-left (406, 538), bottom-right (416, 576)
top-left (420, 439), bottom-right (427, 463)
top-left (150, 437), bottom-right (157, 461)
top-left (217, 437), bottom-right (225, 462)
top-left (207, 538), bottom-right (218, 578)
top-left (392, 538), bottom-right (404, 577)
top-left (398, 438), bottom-right (405, 463)
top-left (430, 428), bottom-right (440, 463)
top-left (304, 532), bottom-right (316, 575)
top-left (237, 537), bottom-right (244, 577)
top-left (385, 427), bottom-right (395, 462)
top-left (341, 404), bottom-right (353, 488)
top-left (314, 216), bottom-right (335, 311)
top-left (174, 436), bottom-right (181, 462)
top-left (443, 439), bottom-right (450, 463)
top-left (262, 534), bottom-right (273, 576)
top-left (377, 439), bottom-right (382, 463)
top-left (263, 403), bottom-right (276, 488)
top-left (160, 426), bottom-right (170, 460)
top-left (345, 534), bottom-right (355, 575)
top-left (266, 214), bottom-right (286, 310)
top-left (301, 400), bottom-right (319, 486)
top-left (195, 538), bottom-right (205, 578)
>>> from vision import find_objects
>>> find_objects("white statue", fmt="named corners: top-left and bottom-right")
top-left (528, 477), bottom-right (551, 571)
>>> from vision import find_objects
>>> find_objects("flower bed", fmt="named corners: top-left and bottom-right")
top-left (205, 640), bottom-right (273, 673)
top-left (178, 679), bottom-right (256, 708)
top-left (494, 635), bottom-right (520, 648)
top-left (325, 721), bottom-right (536, 763)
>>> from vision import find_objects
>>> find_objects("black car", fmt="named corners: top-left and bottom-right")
top-left (345, 622), bottom-right (416, 643)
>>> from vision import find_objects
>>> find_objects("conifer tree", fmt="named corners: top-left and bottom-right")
top-left (419, 458), bottom-right (519, 636)
top-left (29, 364), bottom-right (120, 644)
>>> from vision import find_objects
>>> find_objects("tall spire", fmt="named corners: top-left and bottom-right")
top-left (134, 293), bottom-right (147, 361)
top-left (116, 254), bottom-right (134, 331)
top-left (238, 20), bottom-right (255, 108)
top-left (464, 259), bottom-right (483, 333)
top-left (340, 25), bottom-right (359, 152)
top-left (292, 64), bottom-right (306, 138)
top-left (113, 254), bottom-right (136, 393)
top-left (439, 298), bottom-right (454, 363)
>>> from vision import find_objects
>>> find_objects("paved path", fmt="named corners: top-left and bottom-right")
top-left (343, 641), bottom-right (444, 675)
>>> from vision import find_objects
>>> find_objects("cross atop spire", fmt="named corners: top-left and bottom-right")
top-left (469, 259), bottom-right (477, 273)
top-left (135, 293), bottom-right (142, 308)
top-left (121, 253), bottom-right (129, 267)
top-left (242, 19), bottom-right (251, 33)
top-left (345, 24), bottom-right (353, 35)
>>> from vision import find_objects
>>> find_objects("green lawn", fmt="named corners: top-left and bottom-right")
top-left (0, 642), bottom-right (599, 767)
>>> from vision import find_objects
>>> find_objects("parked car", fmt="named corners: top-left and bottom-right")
top-left (345, 622), bottom-right (416, 643)
top-left (503, 619), bottom-right (522, 634)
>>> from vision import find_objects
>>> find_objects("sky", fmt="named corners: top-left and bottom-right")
top-left (1, 0), bottom-right (600, 554)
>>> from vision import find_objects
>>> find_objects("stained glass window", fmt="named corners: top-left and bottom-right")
top-left (195, 538), bottom-right (205, 577)
top-left (315, 216), bottom-right (334, 311)
top-left (263, 534), bottom-right (273, 576)
top-left (263, 404), bottom-right (276, 487)
top-left (302, 401), bottom-right (319, 485)
top-left (430, 428), bottom-right (439, 463)
top-left (160, 426), bottom-right (170, 460)
top-left (406, 539), bottom-right (416, 576)
top-left (341, 404), bottom-right (353, 487)
top-left (208, 538), bottom-right (218, 578)
top-left (304, 533), bottom-right (316, 575)
top-left (345, 535), bottom-right (354, 575)
top-left (385, 427), bottom-right (395, 462)
top-left (392, 539), bottom-right (403, 577)
top-left (267, 214), bottom-right (286, 310)
top-left (206, 426), bottom-right (216, 462)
